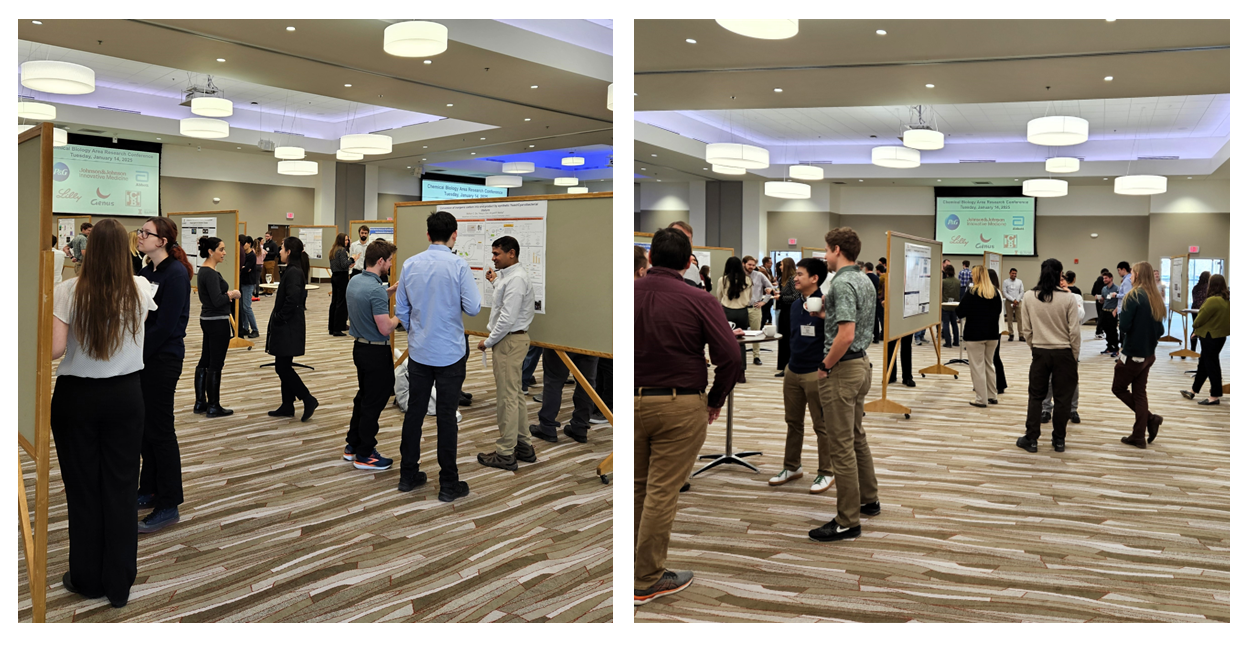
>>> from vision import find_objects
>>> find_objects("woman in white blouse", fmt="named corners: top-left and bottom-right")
top-left (50, 218), bottom-right (158, 609)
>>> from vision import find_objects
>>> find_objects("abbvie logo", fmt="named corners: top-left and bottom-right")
top-left (53, 162), bottom-right (70, 182)
top-left (944, 214), bottom-right (960, 230)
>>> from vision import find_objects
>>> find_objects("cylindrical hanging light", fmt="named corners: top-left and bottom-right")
top-left (903, 129), bottom-right (944, 150)
top-left (1027, 116), bottom-right (1089, 146)
top-left (383, 21), bottom-right (448, 57)
top-left (274, 146), bottom-right (305, 160)
top-left (554, 177), bottom-right (578, 187)
top-left (190, 97), bottom-right (233, 117)
top-left (180, 117), bottom-right (230, 139)
top-left (705, 142), bottom-right (769, 169)
top-left (607, 83), bottom-right (613, 111)
top-left (1022, 178), bottom-right (1068, 197)
top-left (712, 164), bottom-right (746, 175)
top-left (277, 160), bottom-right (318, 176)
top-left (20, 61), bottom-right (95, 94)
top-left (1114, 175), bottom-right (1167, 195)
top-left (17, 101), bottom-right (56, 121)
top-left (1045, 157), bottom-right (1080, 173)
top-left (53, 127), bottom-right (68, 147)
top-left (715, 19), bottom-right (799, 39)
top-left (788, 165), bottom-right (823, 181)
top-left (561, 156), bottom-right (585, 166)
top-left (503, 161), bottom-right (534, 174)
top-left (339, 133), bottom-right (392, 155)
top-left (18, 124), bottom-right (36, 135)
top-left (764, 181), bottom-right (811, 200)
top-left (567, 187), bottom-right (589, 194)
top-left (336, 149), bottom-right (363, 161)
top-left (485, 175), bottom-right (523, 188)
top-left (871, 146), bottom-right (921, 169)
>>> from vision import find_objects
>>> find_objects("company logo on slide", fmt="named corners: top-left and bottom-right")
top-left (96, 188), bottom-right (111, 199)
top-left (1012, 216), bottom-right (1025, 227)
top-left (980, 234), bottom-right (992, 243)
top-left (53, 162), bottom-right (70, 182)
top-left (1004, 235), bottom-right (1018, 249)
top-left (136, 171), bottom-right (150, 182)
top-left (944, 214), bottom-right (960, 230)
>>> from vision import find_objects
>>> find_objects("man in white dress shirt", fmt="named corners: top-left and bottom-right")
top-left (477, 235), bottom-right (537, 471)
top-left (349, 225), bottom-right (369, 277)
top-left (743, 255), bottom-right (775, 365)
top-left (1002, 268), bottom-right (1025, 341)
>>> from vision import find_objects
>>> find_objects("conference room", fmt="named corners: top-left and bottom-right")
top-left (633, 18), bottom-right (1230, 621)
top-left (18, 19), bottom-right (613, 623)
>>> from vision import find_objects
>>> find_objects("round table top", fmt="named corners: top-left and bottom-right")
top-left (736, 332), bottom-right (783, 345)
top-left (259, 283), bottom-right (320, 290)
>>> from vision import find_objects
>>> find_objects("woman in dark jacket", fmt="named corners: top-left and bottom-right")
top-left (1183, 273), bottom-right (1229, 406)
top-left (774, 257), bottom-right (799, 377)
top-left (195, 236), bottom-right (239, 418)
top-left (237, 235), bottom-right (259, 338)
top-left (327, 232), bottom-right (352, 336)
top-left (1189, 271), bottom-right (1210, 351)
top-left (988, 268), bottom-right (1008, 394)
top-left (267, 236), bottom-right (317, 421)
top-left (956, 265), bottom-right (1003, 408)
top-left (1114, 261), bottom-right (1166, 448)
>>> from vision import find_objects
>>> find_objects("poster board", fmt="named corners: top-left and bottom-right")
top-left (350, 219), bottom-right (395, 244)
top-left (885, 232), bottom-right (943, 341)
top-left (295, 224), bottom-right (337, 269)
top-left (633, 232), bottom-right (732, 290)
top-left (984, 251), bottom-right (1003, 282)
top-left (169, 210), bottom-right (241, 312)
top-left (801, 246), bottom-right (824, 259)
top-left (397, 193), bottom-right (611, 357)
top-left (1169, 254), bottom-right (1189, 313)
top-left (239, 221), bottom-right (247, 235)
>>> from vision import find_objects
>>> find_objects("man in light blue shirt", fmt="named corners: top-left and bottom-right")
top-left (1113, 261), bottom-right (1132, 316)
top-left (394, 211), bottom-right (481, 502)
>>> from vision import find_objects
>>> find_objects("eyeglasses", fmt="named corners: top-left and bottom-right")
top-left (137, 229), bottom-right (158, 239)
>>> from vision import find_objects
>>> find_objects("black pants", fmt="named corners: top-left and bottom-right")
top-left (761, 302), bottom-right (773, 327)
top-left (1099, 310), bottom-right (1119, 352)
top-left (994, 337), bottom-right (1007, 393)
top-left (776, 302), bottom-right (793, 370)
top-left (1025, 348), bottom-right (1078, 442)
top-left (400, 353), bottom-right (467, 487)
top-left (594, 357), bottom-right (613, 415)
top-left (138, 354), bottom-right (184, 509)
top-left (329, 271), bottom-right (349, 333)
top-left (1190, 314), bottom-right (1200, 351)
top-left (723, 306), bottom-right (749, 374)
top-left (1193, 334), bottom-right (1226, 398)
top-left (274, 355), bottom-right (312, 405)
top-left (537, 349), bottom-right (598, 433)
top-left (50, 372), bottom-right (143, 603)
top-left (346, 343), bottom-right (395, 459)
top-left (887, 335), bottom-right (913, 382)
top-left (874, 303), bottom-right (884, 341)
top-left (941, 310), bottom-right (960, 345)
top-left (197, 319), bottom-right (231, 370)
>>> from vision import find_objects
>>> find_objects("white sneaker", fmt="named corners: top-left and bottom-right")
top-left (768, 468), bottom-right (803, 486)
top-left (810, 475), bottom-right (833, 494)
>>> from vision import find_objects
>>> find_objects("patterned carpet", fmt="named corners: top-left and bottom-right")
top-left (19, 286), bottom-right (612, 622)
top-left (636, 329), bottom-right (1230, 622)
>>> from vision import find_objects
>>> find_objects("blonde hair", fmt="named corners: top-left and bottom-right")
top-left (128, 229), bottom-right (140, 257)
top-left (1129, 261), bottom-right (1166, 321)
top-left (969, 265), bottom-right (996, 299)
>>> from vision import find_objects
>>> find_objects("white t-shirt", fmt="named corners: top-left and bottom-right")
top-left (51, 248), bottom-right (66, 285)
top-left (54, 276), bottom-right (158, 378)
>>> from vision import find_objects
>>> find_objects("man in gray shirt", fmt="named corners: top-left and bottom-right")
top-left (1099, 272), bottom-right (1121, 355)
top-left (69, 222), bottom-right (91, 264)
top-left (743, 255), bottom-right (775, 365)
top-left (477, 235), bottom-right (538, 471)
top-left (343, 240), bottom-right (400, 470)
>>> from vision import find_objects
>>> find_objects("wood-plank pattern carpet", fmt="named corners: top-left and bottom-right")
top-left (20, 287), bottom-right (612, 623)
top-left (637, 330), bottom-right (1229, 623)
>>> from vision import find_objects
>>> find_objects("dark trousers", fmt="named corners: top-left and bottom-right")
top-left (329, 271), bottom-right (349, 333)
top-left (537, 349), bottom-right (598, 433)
top-left (1112, 356), bottom-right (1157, 439)
top-left (138, 354), bottom-right (184, 509)
top-left (993, 337), bottom-right (1007, 393)
top-left (1190, 314), bottom-right (1199, 351)
top-left (1095, 310), bottom-right (1105, 336)
top-left (761, 302), bottom-right (773, 327)
top-left (887, 335), bottom-right (913, 382)
top-left (399, 353), bottom-right (467, 487)
top-left (1099, 310), bottom-right (1119, 352)
top-left (723, 306), bottom-right (749, 373)
top-left (522, 345), bottom-right (542, 386)
top-left (1025, 348), bottom-right (1078, 442)
top-left (1193, 335), bottom-right (1226, 398)
top-left (594, 357), bottom-right (613, 415)
top-left (776, 302), bottom-right (792, 370)
top-left (346, 343), bottom-right (395, 459)
top-left (874, 303), bottom-right (884, 341)
top-left (50, 372), bottom-right (144, 603)
top-left (274, 355), bottom-right (312, 405)
top-left (941, 310), bottom-right (960, 345)
top-left (350, 268), bottom-right (362, 278)
top-left (197, 319), bottom-right (231, 370)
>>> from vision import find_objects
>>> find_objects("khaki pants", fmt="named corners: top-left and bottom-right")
top-left (748, 306), bottom-right (762, 358)
top-left (634, 392), bottom-right (707, 590)
top-left (817, 356), bottom-right (877, 528)
top-left (965, 339), bottom-right (999, 405)
top-left (783, 369), bottom-right (831, 476)
top-left (491, 333), bottom-right (531, 455)
top-left (1004, 301), bottom-right (1020, 336)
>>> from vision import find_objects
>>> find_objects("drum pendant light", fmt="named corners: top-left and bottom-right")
top-left (17, 101), bottom-right (56, 121)
top-left (607, 83), bottom-right (614, 111)
top-left (277, 160), bottom-right (318, 176)
top-left (1045, 157), bottom-right (1080, 173)
top-left (1027, 116), bottom-right (1089, 146)
top-left (52, 127), bottom-right (68, 147)
top-left (712, 164), bottom-right (746, 175)
top-left (554, 177), bottom-right (578, 187)
top-left (705, 143), bottom-right (769, 169)
top-left (339, 133), bottom-right (392, 155)
top-left (384, 21), bottom-right (448, 57)
top-left (871, 146), bottom-right (920, 169)
top-left (274, 146), bottom-right (305, 160)
top-left (764, 181), bottom-right (811, 200)
top-left (1114, 175), bottom-right (1167, 195)
top-left (1022, 178), bottom-right (1068, 197)
top-left (336, 150), bottom-right (363, 161)
top-left (190, 97), bottom-right (233, 117)
top-left (561, 156), bottom-right (585, 166)
top-left (18, 124), bottom-right (36, 135)
top-left (715, 19), bottom-right (799, 39)
top-left (567, 187), bottom-right (589, 194)
top-left (485, 175), bottom-right (523, 188)
top-left (503, 162), bottom-right (534, 174)
top-left (180, 117), bottom-right (230, 139)
top-left (903, 129), bottom-right (944, 150)
top-left (20, 61), bottom-right (95, 94)
top-left (788, 165), bottom-right (823, 181)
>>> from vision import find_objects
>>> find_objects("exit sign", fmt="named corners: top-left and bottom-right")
top-left (1189, 245), bottom-right (1200, 254)
top-left (789, 238), bottom-right (797, 245)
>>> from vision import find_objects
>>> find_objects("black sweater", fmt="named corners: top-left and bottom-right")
top-left (138, 256), bottom-right (190, 361)
top-left (197, 265), bottom-right (233, 318)
top-left (239, 251), bottom-right (257, 286)
top-left (955, 289), bottom-right (1004, 341)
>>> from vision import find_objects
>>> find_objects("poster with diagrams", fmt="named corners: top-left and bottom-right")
top-left (58, 219), bottom-right (76, 247)
top-left (181, 217), bottom-right (217, 272)
top-left (903, 242), bottom-right (932, 318)
top-left (297, 227), bottom-right (324, 260)
top-left (441, 200), bottom-right (548, 314)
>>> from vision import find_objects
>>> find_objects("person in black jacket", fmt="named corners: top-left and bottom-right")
top-left (1114, 261), bottom-right (1166, 449)
top-left (267, 236), bottom-right (318, 421)
top-left (956, 265), bottom-right (1003, 408)
top-left (237, 235), bottom-right (259, 339)
top-left (195, 236), bottom-right (239, 418)
top-left (328, 232), bottom-right (353, 336)
top-left (988, 269), bottom-right (1008, 395)
top-left (135, 217), bottom-right (193, 534)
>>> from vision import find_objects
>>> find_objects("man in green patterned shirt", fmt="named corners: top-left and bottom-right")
top-left (809, 227), bottom-right (881, 542)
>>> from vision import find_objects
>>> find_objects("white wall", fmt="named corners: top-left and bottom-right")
top-left (1037, 185), bottom-right (1149, 216)
top-left (364, 166), bottom-right (379, 225)
top-left (689, 180), bottom-right (707, 247)
top-left (1150, 179), bottom-right (1230, 214)
top-left (376, 166), bottom-right (422, 195)
top-left (638, 182), bottom-right (692, 211)
top-left (160, 145), bottom-right (318, 188)
top-left (742, 181), bottom-right (764, 260)
top-left (314, 162), bottom-right (335, 225)
top-left (513, 180), bottom-right (614, 196)
top-left (837, 186), bottom-right (935, 216)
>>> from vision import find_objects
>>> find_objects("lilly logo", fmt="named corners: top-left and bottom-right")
top-left (944, 214), bottom-right (960, 230)
top-left (53, 162), bottom-right (70, 182)
top-left (980, 234), bottom-right (992, 243)
top-left (96, 188), bottom-right (111, 199)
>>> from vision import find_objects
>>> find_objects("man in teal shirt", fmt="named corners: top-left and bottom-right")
top-left (810, 227), bottom-right (881, 543)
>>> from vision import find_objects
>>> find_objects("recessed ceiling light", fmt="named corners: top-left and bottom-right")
top-left (640, 167), bottom-right (646, 170)
top-left (1103, 177), bottom-right (1108, 180)
top-left (858, 179), bottom-right (863, 182)
top-left (875, 29), bottom-right (886, 35)
top-left (528, 145), bottom-right (534, 148)
top-left (774, 88), bottom-right (783, 93)
top-left (1104, 76), bottom-right (1113, 81)
top-left (422, 158), bottom-right (426, 161)
top-left (937, 179), bottom-right (942, 182)
top-left (657, 179), bottom-right (662, 182)
top-left (344, 83), bottom-right (352, 87)
top-left (531, 85), bottom-right (538, 89)
top-left (1188, 176), bottom-right (1193, 179)
top-left (216, 58), bottom-right (226, 62)
top-left (32, 20), bottom-right (42, 25)
top-left (686, 38), bottom-right (697, 44)
top-left (925, 83), bottom-right (934, 88)
top-left (446, 103), bottom-right (453, 107)
top-left (407, 166), bottom-right (412, 169)
top-left (651, 154), bottom-right (657, 157)
top-left (286, 26), bottom-right (295, 31)
top-left (480, 137), bottom-right (486, 140)
top-left (524, 118), bottom-right (531, 121)
top-left (237, 146), bottom-right (241, 149)
top-left (703, 168), bottom-right (708, 170)
top-left (471, 152), bottom-right (475, 155)
top-left (1106, 19), bottom-right (1116, 22)
top-left (423, 60), bottom-right (432, 65)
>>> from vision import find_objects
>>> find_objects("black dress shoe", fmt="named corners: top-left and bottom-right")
top-left (530, 424), bottom-right (559, 443)
top-left (458, 395), bottom-right (472, 407)
top-left (969, 401), bottom-right (987, 408)
top-left (1147, 414), bottom-right (1163, 443)
top-left (753, 357), bottom-right (763, 366)
top-left (1121, 436), bottom-right (1147, 449)
top-left (1052, 440), bottom-right (1065, 453)
top-left (988, 399), bottom-right (998, 405)
top-left (301, 397), bottom-right (319, 421)
top-left (860, 501), bottom-right (882, 517)
top-left (268, 405), bottom-right (296, 417)
top-left (679, 482), bottom-right (691, 493)
top-left (903, 380), bottom-right (916, 388)
top-left (1070, 411), bottom-right (1081, 424)
top-left (1016, 436), bottom-right (1037, 453)
top-left (774, 371), bottom-right (786, 378)
top-left (330, 331), bottom-right (346, 337)
top-left (1040, 411), bottom-right (1052, 424)
top-left (564, 427), bottom-right (588, 444)
top-left (437, 481), bottom-right (470, 503)
top-left (397, 471), bottom-right (428, 492)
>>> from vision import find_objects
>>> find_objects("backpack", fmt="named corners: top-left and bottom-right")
top-left (393, 359), bottom-right (462, 422)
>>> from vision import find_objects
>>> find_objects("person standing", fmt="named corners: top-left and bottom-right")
top-left (261, 232), bottom-right (280, 286)
top-left (958, 260), bottom-right (972, 299)
top-left (699, 265), bottom-right (712, 292)
top-left (350, 225), bottom-right (369, 278)
top-left (50, 218), bottom-right (157, 609)
top-left (128, 230), bottom-right (144, 274)
top-left (956, 266), bottom-right (1003, 408)
top-left (1098, 273), bottom-right (1121, 355)
top-left (343, 239), bottom-right (400, 470)
top-left (716, 256), bottom-right (752, 377)
top-left (1015, 259), bottom-right (1081, 453)
top-left (266, 237), bottom-right (318, 421)
top-left (328, 232), bottom-right (353, 336)
top-left (760, 256), bottom-right (776, 328)
top-left (476, 235), bottom-right (538, 470)
top-left (51, 234), bottom-right (66, 285)
top-left (394, 212), bottom-right (481, 501)
top-left (1114, 262), bottom-right (1166, 448)
top-left (634, 227), bottom-right (743, 605)
top-left (941, 264), bottom-right (961, 347)
top-left (1182, 273), bottom-right (1229, 406)
top-left (236, 235), bottom-right (259, 338)
top-left (135, 217), bottom-right (193, 534)
top-left (194, 236), bottom-right (239, 418)
top-left (1041, 274), bottom-right (1084, 424)
top-left (774, 257), bottom-right (799, 377)
top-left (68, 221), bottom-right (92, 266)
top-left (743, 256), bottom-right (775, 365)
top-left (988, 269), bottom-right (1008, 394)
top-left (809, 227), bottom-right (881, 543)
top-left (770, 258), bottom-right (832, 494)
top-left (1190, 271), bottom-right (1211, 352)
top-left (531, 349), bottom-right (598, 444)
top-left (1092, 268), bottom-right (1111, 339)
top-left (667, 221), bottom-right (704, 289)
top-left (1114, 261), bottom-right (1133, 315)
top-left (862, 263), bottom-right (882, 342)
top-left (1002, 268), bottom-right (1025, 341)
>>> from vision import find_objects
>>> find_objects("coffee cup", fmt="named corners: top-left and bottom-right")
top-left (806, 296), bottom-right (823, 313)
top-left (728, 321), bottom-right (737, 330)
top-left (763, 324), bottom-right (777, 337)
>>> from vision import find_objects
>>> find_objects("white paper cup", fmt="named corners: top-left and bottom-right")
top-left (763, 324), bottom-right (777, 337)
top-left (806, 296), bottom-right (823, 312)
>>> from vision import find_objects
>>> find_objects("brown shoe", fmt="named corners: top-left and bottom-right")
top-left (1121, 436), bottom-right (1147, 449)
top-left (476, 451), bottom-right (518, 471)
top-left (1147, 414), bottom-right (1163, 443)
top-left (515, 442), bottom-right (537, 464)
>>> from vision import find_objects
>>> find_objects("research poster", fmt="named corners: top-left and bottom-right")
top-left (367, 226), bottom-right (394, 243)
top-left (298, 227), bottom-right (324, 260)
top-left (986, 252), bottom-right (1002, 279)
top-left (903, 243), bottom-right (932, 318)
top-left (1171, 256), bottom-right (1186, 311)
top-left (58, 219), bottom-right (75, 247)
top-left (442, 200), bottom-right (548, 314)
top-left (935, 197), bottom-right (1036, 256)
top-left (53, 144), bottom-right (160, 217)
top-left (181, 217), bottom-right (216, 272)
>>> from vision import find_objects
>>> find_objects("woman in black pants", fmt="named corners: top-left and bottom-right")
top-left (988, 269), bottom-right (1008, 394)
top-left (194, 236), bottom-right (240, 418)
top-left (51, 218), bottom-right (158, 608)
top-left (328, 232), bottom-right (353, 336)
top-left (135, 217), bottom-right (193, 534)
top-left (267, 236), bottom-right (318, 421)
top-left (774, 258), bottom-right (799, 377)
top-left (716, 256), bottom-right (751, 381)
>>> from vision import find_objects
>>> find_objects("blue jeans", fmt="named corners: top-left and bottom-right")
top-left (521, 345), bottom-right (542, 386)
top-left (941, 310), bottom-right (960, 346)
top-left (238, 284), bottom-right (257, 334)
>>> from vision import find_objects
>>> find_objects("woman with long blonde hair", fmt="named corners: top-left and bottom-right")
top-left (1114, 261), bottom-right (1166, 448)
top-left (128, 228), bottom-right (144, 274)
top-left (956, 265), bottom-right (1003, 408)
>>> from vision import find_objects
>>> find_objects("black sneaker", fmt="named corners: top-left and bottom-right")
top-left (136, 493), bottom-right (156, 509)
top-left (860, 501), bottom-right (882, 517)
top-left (437, 481), bottom-right (470, 503)
top-left (138, 506), bottom-right (179, 533)
top-left (530, 424), bottom-right (559, 443)
top-left (1040, 411), bottom-right (1052, 424)
top-left (515, 443), bottom-right (537, 464)
top-left (477, 451), bottom-right (518, 472)
top-left (809, 519), bottom-right (862, 542)
top-left (564, 426), bottom-right (588, 444)
top-left (1016, 436), bottom-right (1038, 453)
top-left (458, 394), bottom-right (472, 407)
top-left (633, 570), bottom-right (693, 606)
top-left (1070, 411), bottom-right (1081, 424)
top-left (354, 450), bottom-right (393, 471)
top-left (1052, 440), bottom-right (1066, 453)
top-left (397, 471), bottom-right (427, 492)
top-left (903, 380), bottom-right (916, 388)
top-left (589, 413), bottom-right (609, 425)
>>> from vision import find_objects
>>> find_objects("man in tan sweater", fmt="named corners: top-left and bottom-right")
top-left (1016, 260), bottom-right (1083, 453)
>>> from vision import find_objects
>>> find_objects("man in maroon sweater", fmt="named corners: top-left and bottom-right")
top-left (634, 227), bottom-right (743, 606)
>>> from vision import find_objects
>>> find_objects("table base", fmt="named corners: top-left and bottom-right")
top-left (692, 451), bottom-right (762, 477)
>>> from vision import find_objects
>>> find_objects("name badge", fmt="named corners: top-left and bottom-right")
top-left (801, 324), bottom-right (816, 337)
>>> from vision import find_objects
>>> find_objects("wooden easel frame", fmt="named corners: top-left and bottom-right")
top-left (1164, 254), bottom-right (1192, 348)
